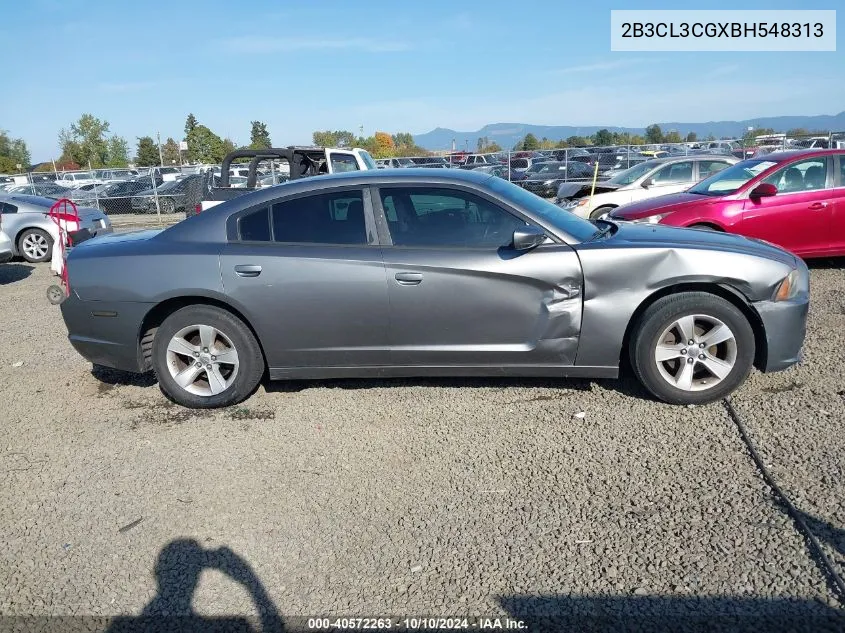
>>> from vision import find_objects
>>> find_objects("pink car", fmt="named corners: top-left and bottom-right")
top-left (610, 149), bottom-right (845, 259)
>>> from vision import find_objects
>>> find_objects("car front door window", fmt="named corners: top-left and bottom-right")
top-left (652, 161), bottom-right (694, 185)
top-left (762, 158), bottom-right (828, 193)
top-left (698, 160), bottom-right (730, 180)
top-left (379, 187), bottom-right (528, 249)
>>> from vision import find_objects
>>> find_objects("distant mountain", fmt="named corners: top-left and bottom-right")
top-left (413, 112), bottom-right (845, 150)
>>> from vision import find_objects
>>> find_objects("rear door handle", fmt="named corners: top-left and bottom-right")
top-left (234, 264), bottom-right (262, 277)
top-left (809, 202), bottom-right (829, 210)
top-left (395, 272), bottom-right (423, 285)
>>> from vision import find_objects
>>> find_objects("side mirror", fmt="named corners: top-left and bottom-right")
top-left (750, 183), bottom-right (777, 198)
top-left (513, 225), bottom-right (546, 251)
top-left (641, 178), bottom-right (653, 189)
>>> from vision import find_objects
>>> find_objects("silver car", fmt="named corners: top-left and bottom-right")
top-left (60, 169), bottom-right (808, 409)
top-left (0, 228), bottom-right (12, 263)
top-left (0, 194), bottom-right (113, 262)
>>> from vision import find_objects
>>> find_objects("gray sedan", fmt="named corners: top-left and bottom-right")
top-left (60, 169), bottom-right (808, 409)
top-left (0, 194), bottom-right (112, 262)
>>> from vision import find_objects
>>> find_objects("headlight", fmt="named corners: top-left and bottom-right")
top-left (631, 212), bottom-right (670, 224)
top-left (773, 268), bottom-right (808, 301)
top-left (566, 198), bottom-right (589, 209)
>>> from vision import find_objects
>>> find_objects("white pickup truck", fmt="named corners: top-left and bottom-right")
top-left (197, 146), bottom-right (377, 213)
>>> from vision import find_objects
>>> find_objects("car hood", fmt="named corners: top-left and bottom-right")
top-left (599, 220), bottom-right (796, 267)
top-left (611, 192), bottom-right (710, 219)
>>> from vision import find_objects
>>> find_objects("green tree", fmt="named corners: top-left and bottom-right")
top-left (644, 124), bottom-right (664, 144)
top-left (786, 128), bottom-right (808, 137)
top-left (685, 132), bottom-right (698, 142)
top-left (135, 136), bottom-right (160, 167)
top-left (222, 137), bottom-right (236, 157)
top-left (742, 127), bottom-right (775, 144)
top-left (705, 133), bottom-right (716, 142)
top-left (106, 136), bottom-right (129, 167)
top-left (593, 129), bottom-right (614, 146)
top-left (479, 140), bottom-right (502, 153)
top-left (249, 120), bottom-right (271, 149)
top-left (664, 130), bottom-right (683, 144)
top-left (522, 133), bottom-right (539, 151)
top-left (186, 125), bottom-right (225, 163)
top-left (59, 113), bottom-right (112, 167)
top-left (566, 135), bottom-right (588, 147)
top-left (629, 135), bottom-right (646, 145)
top-left (0, 130), bottom-right (31, 171)
top-left (161, 137), bottom-right (180, 166)
top-left (393, 132), bottom-right (414, 148)
top-left (184, 113), bottom-right (198, 137)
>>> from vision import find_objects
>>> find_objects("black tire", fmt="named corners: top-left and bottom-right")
top-left (629, 292), bottom-right (755, 405)
top-left (590, 206), bottom-right (615, 220)
top-left (18, 228), bottom-right (53, 263)
top-left (158, 198), bottom-right (175, 214)
top-left (152, 305), bottom-right (265, 409)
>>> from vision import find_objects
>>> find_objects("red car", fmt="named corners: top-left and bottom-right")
top-left (610, 149), bottom-right (845, 259)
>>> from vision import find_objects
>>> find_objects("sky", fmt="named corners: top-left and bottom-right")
top-left (1, 0), bottom-right (842, 160)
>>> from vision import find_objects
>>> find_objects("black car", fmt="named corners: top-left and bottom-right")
top-left (518, 161), bottom-right (595, 197)
top-left (99, 179), bottom-right (156, 214)
top-left (130, 175), bottom-right (205, 214)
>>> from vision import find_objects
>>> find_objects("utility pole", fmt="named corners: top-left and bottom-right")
top-left (157, 132), bottom-right (164, 166)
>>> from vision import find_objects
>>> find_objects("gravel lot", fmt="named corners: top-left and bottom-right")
top-left (0, 256), bottom-right (843, 631)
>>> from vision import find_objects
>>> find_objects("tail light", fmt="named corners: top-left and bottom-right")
top-left (195, 204), bottom-right (202, 214)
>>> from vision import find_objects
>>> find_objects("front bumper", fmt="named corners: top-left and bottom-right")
top-left (754, 294), bottom-right (809, 372)
top-left (60, 291), bottom-right (152, 373)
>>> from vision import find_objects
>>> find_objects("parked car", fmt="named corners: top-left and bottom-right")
top-left (462, 154), bottom-right (500, 168)
top-left (98, 179), bottom-right (156, 214)
top-left (508, 158), bottom-right (549, 181)
top-left (468, 164), bottom-right (507, 178)
top-left (519, 161), bottom-right (595, 197)
top-left (95, 168), bottom-right (139, 182)
top-left (0, 194), bottom-right (112, 262)
top-left (609, 149), bottom-right (845, 258)
top-left (61, 168), bottom-right (808, 409)
top-left (131, 176), bottom-right (206, 214)
top-left (0, 228), bottom-right (12, 263)
top-left (56, 171), bottom-right (100, 189)
top-left (378, 157), bottom-right (416, 168)
top-left (558, 156), bottom-right (739, 219)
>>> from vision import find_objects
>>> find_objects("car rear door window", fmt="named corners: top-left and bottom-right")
top-left (762, 157), bottom-right (829, 193)
top-left (272, 190), bottom-right (367, 245)
top-left (379, 187), bottom-right (527, 248)
top-left (238, 208), bottom-right (271, 242)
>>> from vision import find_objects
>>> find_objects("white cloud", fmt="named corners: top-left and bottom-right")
top-left (554, 57), bottom-right (650, 74)
top-left (220, 36), bottom-right (412, 54)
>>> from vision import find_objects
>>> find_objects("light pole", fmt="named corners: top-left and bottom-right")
top-left (156, 132), bottom-right (164, 166)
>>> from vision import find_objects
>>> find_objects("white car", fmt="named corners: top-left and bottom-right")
top-left (56, 171), bottom-right (101, 189)
top-left (556, 156), bottom-right (739, 220)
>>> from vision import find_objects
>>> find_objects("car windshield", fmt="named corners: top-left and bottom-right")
top-left (606, 161), bottom-right (657, 186)
top-left (537, 163), bottom-right (566, 173)
top-left (688, 159), bottom-right (778, 196)
top-left (488, 176), bottom-right (599, 243)
top-left (525, 162), bottom-right (548, 174)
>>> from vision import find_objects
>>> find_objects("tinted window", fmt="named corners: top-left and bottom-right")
top-left (329, 154), bottom-right (359, 173)
top-left (379, 187), bottom-right (527, 248)
top-left (272, 190), bottom-right (366, 245)
top-left (239, 208), bottom-right (271, 241)
top-left (698, 160), bottom-right (731, 179)
top-left (761, 157), bottom-right (828, 193)
top-left (0, 202), bottom-right (18, 213)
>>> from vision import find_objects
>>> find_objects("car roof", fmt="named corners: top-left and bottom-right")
top-left (748, 148), bottom-right (844, 161)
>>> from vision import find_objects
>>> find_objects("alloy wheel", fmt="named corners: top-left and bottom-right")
top-left (653, 314), bottom-right (737, 392)
top-left (22, 233), bottom-right (49, 260)
top-left (165, 324), bottom-right (240, 397)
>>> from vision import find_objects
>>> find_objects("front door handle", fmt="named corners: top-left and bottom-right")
top-left (234, 264), bottom-right (262, 277)
top-left (809, 202), bottom-right (829, 210)
top-left (395, 272), bottom-right (423, 285)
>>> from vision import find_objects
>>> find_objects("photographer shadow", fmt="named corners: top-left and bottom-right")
top-left (107, 539), bottom-right (285, 633)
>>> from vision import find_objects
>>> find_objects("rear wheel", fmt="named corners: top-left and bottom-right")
top-left (19, 228), bottom-right (53, 263)
top-left (688, 223), bottom-right (722, 232)
top-left (629, 292), bottom-right (755, 405)
top-left (152, 305), bottom-right (264, 409)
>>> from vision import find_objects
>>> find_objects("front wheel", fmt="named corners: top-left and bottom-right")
top-left (152, 305), bottom-right (265, 408)
top-left (590, 206), bottom-right (615, 220)
top-left (629, 292), bottom-right (755, 405)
